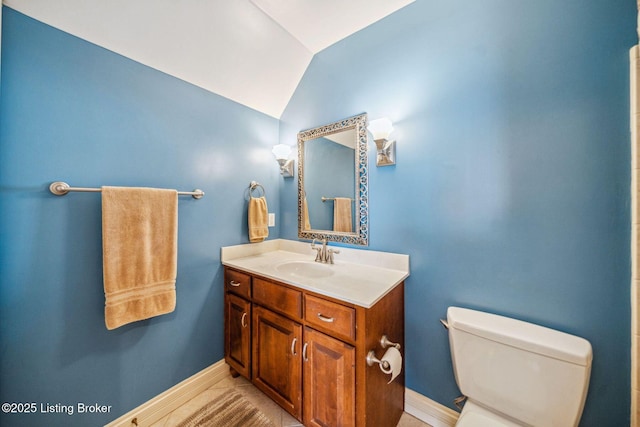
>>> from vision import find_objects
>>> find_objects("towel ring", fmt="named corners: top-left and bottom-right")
top-left (249, 181), bottom-right (265, 198)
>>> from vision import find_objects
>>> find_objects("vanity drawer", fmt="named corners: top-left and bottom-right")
top-left (253, 278), bottom-right (302, 320)
top-left (304, 295), bottom-right (356, 341)
top-left (225, 268), bottom-right (251, 299)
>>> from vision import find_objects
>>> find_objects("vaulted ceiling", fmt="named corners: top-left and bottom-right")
top-left (3, 0), bottom-right (414, 118)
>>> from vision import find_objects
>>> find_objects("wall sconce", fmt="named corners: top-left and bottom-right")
top-left (272, 144), bottom-right (294, 177)
top-left (367, 118), bottom-right (395, 167)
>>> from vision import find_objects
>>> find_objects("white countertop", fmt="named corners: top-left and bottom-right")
top-left (221, 239), bottom-right (410, 308)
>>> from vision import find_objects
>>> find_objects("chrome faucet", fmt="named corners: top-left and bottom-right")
top-left (311, 238), bottom-right (340, 264)
top-left (311, 238), bottom-right (326, 263)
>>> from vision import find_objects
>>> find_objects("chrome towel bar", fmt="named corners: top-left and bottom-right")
top-left (49, 181), bottom-right (204, 199)
top-left (321, 196), bottom-right (354, 202)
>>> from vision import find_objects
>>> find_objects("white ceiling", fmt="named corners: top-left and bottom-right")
top-left (3, 0), bottom-right (413, 118)
top-left (250, 0), bottom-right (414, 54)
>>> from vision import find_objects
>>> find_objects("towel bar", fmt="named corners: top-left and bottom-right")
top-left (321, 196), bottom-right (355, 202)
top-left (49, 182), bottom-right (204, 199)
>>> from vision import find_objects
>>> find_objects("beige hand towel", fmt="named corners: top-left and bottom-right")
top-left (303, 196), bottom-right (311, 230)
top-left (333, 197), bottom-right (352, 232)
top-left (102, 186), bottom-right (178, 330)
top-left (249, 196), bottom-right (269, 243)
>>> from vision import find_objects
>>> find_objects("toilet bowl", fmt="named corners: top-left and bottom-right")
top-left (447, 307), bottom-right (592, 427)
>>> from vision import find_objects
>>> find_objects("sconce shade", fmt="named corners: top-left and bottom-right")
top-left (272, 144), bottom-right (291, 160)
top-left (367, 118), bottom-right (394, 140)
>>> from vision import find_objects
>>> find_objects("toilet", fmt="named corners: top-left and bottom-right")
top-left (446, 307), bottom-right (592, 427)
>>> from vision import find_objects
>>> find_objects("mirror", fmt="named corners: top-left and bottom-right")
top-left (297, 113), bottom-right (368, 246)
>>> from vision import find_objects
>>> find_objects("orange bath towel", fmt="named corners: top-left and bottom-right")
top-left (102, 186), bottom-right (178, 330)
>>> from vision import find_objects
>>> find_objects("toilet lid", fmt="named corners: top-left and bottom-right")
top-left (457, 410), bottom-right (513, 427)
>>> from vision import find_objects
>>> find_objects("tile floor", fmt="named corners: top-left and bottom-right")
top-left (150, 374), bottom-right (432, 427)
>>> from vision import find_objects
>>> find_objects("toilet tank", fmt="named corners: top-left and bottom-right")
top-left (447, 307), bottom-right (592, 427)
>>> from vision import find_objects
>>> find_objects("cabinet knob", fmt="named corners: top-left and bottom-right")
top-left (229, 280), bottom-right (241, 287)
top-left (302, 342), bottom-right (309, 362)
top-left (291, 338), bottom-right (298, 356)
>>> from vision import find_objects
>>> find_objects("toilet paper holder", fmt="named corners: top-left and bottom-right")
top-left (366, 350), bottom-right (391, 369)
top-left (366, 334), bottom-right (401, 368)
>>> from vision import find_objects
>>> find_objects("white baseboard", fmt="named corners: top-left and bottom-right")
top-left (104, 358), bottom-right (457, 427)
top-left (405, 388), bottom-right (460, 427)
top-left (104, 359), bottom-right (230, 427)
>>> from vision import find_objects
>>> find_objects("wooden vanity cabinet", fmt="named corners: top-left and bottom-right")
top-left (223, 266), bottom-right (404, 427)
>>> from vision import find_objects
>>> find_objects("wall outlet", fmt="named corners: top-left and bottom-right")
top-left (268, 213), bottom-right (275, 227)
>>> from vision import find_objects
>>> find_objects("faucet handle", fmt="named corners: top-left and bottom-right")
top-left (327, 248), bottom-right (340, 264)
top-left (310, 238), bottom-right (323, 262)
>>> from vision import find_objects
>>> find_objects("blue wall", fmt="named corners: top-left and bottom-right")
top-left (280, 1), bottom-right (635, 425)
top-left (0, 8), bottom-right (280, 426)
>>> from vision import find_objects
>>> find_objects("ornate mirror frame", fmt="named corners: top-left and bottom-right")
top-left (297, 113), bottom-right (369, 246)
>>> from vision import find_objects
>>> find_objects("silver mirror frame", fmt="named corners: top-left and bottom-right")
top-left (297, 113), bottom-right (369, 246)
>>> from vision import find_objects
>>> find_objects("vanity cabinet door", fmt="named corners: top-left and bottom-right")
top-left (252, 305), bottom-right (303, 421)
top-left (303, 327), bottom-right (355, 427)
top-left (224, 293), bottom-right (251, 379)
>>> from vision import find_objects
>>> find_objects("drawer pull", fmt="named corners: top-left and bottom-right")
top-left (241, 312), bottom-right (248, 328)
top-left (317, 313), bottom-right (335, 323)
top-left (302, 342), bottom-right (309, 362)
top-left (291, 338), bottom-right (298, 356)
top-left (229, 280), bottom-right (241, 287)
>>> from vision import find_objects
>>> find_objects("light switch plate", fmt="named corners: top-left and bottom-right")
top-left (268, 213), bottom-right (275, 227)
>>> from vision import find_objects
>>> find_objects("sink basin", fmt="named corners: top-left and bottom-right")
top-left (275, 261), bottom-right (334, 278)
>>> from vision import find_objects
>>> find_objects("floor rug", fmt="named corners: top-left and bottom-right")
top-left (176, 390), bottom-right (275, 427)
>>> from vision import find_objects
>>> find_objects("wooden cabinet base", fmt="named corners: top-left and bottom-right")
top-left (224, 267), bottom-right (404, 427)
